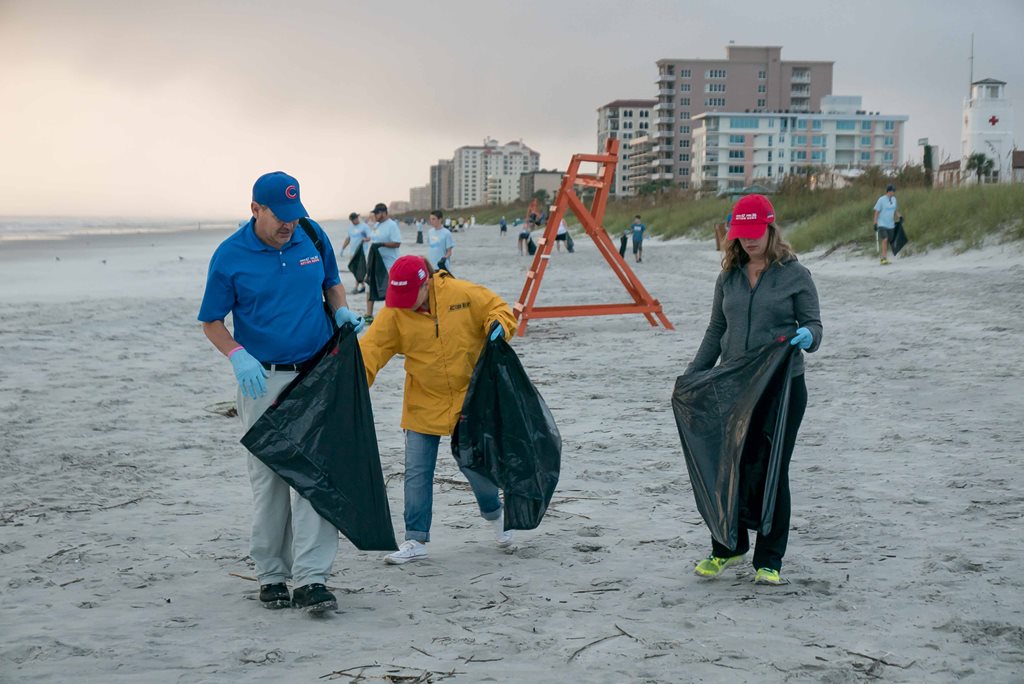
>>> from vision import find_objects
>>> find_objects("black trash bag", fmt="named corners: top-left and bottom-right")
top-left (527, 237), bottom-right (537, 256)
top-left (671, 340), bottom-right (796, 550)
top-left (347, 246), bottom-right (367, 284)
top-left (891, 217), bottom-right (908, 256)
top-left (618, 234), bottom-right (628, 257)
top-left (366, 244), bottom-right (389, 302)
top-left (240, 325), bottom-right (398, 551)
top-left (566, 233), bottom-right (575, 253)
top-left (452, 337), bottom-right (561, 530)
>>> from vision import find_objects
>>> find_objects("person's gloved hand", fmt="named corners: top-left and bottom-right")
top-left (873, 224), bottom-right (878, 231)
top-left (790, 327), bottom-right (813, 350)
top-left (229, 348), bottom-right (267, 399)
top-left (488, 321), bottom-right (505, 341)
top-left (436, 258), bottom-right (448, 271)
top-left (334, 306), bottom-right (365, 333)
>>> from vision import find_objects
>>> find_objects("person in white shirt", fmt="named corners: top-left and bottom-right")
top-left (872, 184), bottom-right (901, 266)
top-left (555, 219), bottom-right (569, 252)
top-left (341, 212), bottom-right (371, 293)
top-left (426, 210), bottom-right (455, 272)
top-left (367, 202), bottom-right (403, 320)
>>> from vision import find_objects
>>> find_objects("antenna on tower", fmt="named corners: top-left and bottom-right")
top-left (969, 33), bottom-right (974, 95)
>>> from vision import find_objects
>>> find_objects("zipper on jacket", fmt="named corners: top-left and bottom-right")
top-left (744, 265), bottom-right (765, 350)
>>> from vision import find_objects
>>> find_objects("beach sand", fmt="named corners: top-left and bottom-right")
top-left (2, 223), bottom-right (1023, 682)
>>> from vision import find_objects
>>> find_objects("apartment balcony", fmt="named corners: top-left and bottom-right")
top-left (655, 157), bottom-right (673, 167)
top-left (655, 129), bottom-right (674, 139)
top-left (650, 172), bottom-right (675, 181)
top-left (658, 88), bottom-right (675, 97)
top-left (657, 74), bottom-right (676, 85)
top-left (791, 73), bottom-right (811, 84)
top-left (653, 102), bottom-right (674, 113)
top-left (790, 88), bottom-right (810, 98)
top-left (656, 116), bottom-right (675, 125)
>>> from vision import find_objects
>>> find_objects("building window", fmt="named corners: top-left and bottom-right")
top-left (680, 125), bottom-right (690, 133)
top-left (680, 97), bottom-right (690, 106)
top-left (680, 111), bottom-right (690, 120)
top-left (681, 139), bottom-right (690, 148)
top-left (680, 83), bottom-right (691, 92)
top-left (680, 153), bottom-right (690, 162)
top-left (812, 120), bottom-right (822, 130)
top-left (884, 121), bottom-right (895, 130)
top-left (728, 165), bottom-right (744, 174)
top-left (860, 136), bottom-right (871, 146)
top-left (793, 135), bottom-right (807, 145)
top-left (623, 110), bottom-right (632, 117)
top-left (623, 121), bottom-right (633, 129)
top-left (729, 117), bottom-right (759, 129)
top-left (792, 150), bottom-right (807, 160)
top-left (797, 120), bottom-right (808, 129)
top-left (728, 134), bottom-right (745, 144)
top-left (757, 99), bottom-right (766, 107)
top-left (862, 121), bottom-right (872, 131)
top-left (680, 167), bottom-right (690, 175)
top-left (706, 68), bottom-right (727, 79)
top-left (705, 97), bottom-right (726, 107)
top-left (640, 110), bottom-right (650, 117)
top-left (812, 135), bottom-right (826, 146)
top-left (680, 69), bottom-right (691, 78)
top-left (860, 152), bottom-right (871, 161)
top-left (757, 84), bottom-right (766, 93)
top-left (728, 150), bottom-right (745, 159)
top-left (811, 150), bottom-right (824, 161)
top-left (884, 136), bottom-right (894, 146)
top-left (884, 152), bottom-right (894, 162)
top-left (768, 150), bottom-right (773, 161)
top-left (836, 120), bottom-right (856, 130)
top-left (705, 83), bottom-right (727, 93)
top-left (758, 70), bottom-right (767, 79)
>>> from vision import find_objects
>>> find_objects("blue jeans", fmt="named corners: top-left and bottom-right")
top-left (403, 430), bottom-right (502, 542)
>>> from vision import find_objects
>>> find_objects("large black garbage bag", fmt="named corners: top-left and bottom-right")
top-left (452, 337), bottom-right (561, 530)
top-left (347, 246), bottom-right (367, 283)
top-left (240, 325), bottom-right (398, 551)
top-left (366, 244), bottom-right (388, 302)
top-left (671, 341), bottom-right (796, 549)
top-left (527, 237), bottom-right (537, 256)
top-left (891, 218), bottom-right (908, 256)
top-left (618, 234), bottom-right (628, 257)
top-left (566, 233), bottom-right (575, 253)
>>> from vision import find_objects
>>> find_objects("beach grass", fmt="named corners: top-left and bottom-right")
top-left (452, 183), bottom-right (1024, 254)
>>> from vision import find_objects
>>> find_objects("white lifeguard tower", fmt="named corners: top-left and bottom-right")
top-left (961, 78), bottom-right (1015, 184)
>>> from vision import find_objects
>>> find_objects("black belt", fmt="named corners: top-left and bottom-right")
top-left (260, 358), bottom-right (317, 374)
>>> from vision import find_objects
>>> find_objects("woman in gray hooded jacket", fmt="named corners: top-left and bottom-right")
top-left (687, 194), bottom-right (822, 586)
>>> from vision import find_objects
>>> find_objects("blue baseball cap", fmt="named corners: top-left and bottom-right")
top-left (252, 171), bottom-right (308, 223)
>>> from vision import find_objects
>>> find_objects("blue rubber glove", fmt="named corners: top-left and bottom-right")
top-left (489, 321), bottom-right (505, 341)
top-left (790, 327), bottom-right (813, 350)
top-left (229, 348), bottom-right (267, 399)
top-left (334, 306), bottom-right (365, 333)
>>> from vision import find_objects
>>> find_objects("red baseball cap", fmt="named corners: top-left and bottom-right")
top-left (727, 194), bottom-right (775, 240)
top-left (385, 255), bottom-right (430, 309)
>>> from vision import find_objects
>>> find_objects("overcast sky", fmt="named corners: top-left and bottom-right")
top-left (1, 0), bottom-right (1021, 219)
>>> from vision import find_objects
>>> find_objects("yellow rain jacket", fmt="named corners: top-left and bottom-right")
top-left (359, 272), bottom-right (518, 436)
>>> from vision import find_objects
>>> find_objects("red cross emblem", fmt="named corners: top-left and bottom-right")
top-left (989, 115), bottom-right (999, 126)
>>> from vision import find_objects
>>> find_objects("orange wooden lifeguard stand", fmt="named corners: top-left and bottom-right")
top-left (513, 138), bottom-right (674, 336)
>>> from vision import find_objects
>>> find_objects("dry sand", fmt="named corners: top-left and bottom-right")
top-left (1, 223), bottom-right (1023, 683)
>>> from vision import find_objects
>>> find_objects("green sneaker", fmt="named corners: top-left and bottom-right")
top-left (753, 568), bottom-right (783, 585)
top-left (694, 553), bottom-right (746, 578)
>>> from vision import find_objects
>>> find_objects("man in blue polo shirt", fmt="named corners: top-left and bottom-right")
top-left (872, 183), bottom-right (901, 265)
top-left (198, 171), bottom-right (364, 615)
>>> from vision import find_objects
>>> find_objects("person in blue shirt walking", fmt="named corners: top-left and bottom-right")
top-left (366, 202), bottom-right (402, 322)
top-left (631, 215), bottom-right (647, 263)
top-left (872, 184), bottom-right (901, 266)
top-left (426, 209), bottom-right (455, 272)
top-left (198, 171), bottom-right (364, 615)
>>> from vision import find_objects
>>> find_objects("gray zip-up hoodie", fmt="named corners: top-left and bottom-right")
top-left (686, 256), bottom-right (822, 377)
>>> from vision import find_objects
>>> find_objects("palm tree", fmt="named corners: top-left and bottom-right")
top-left (965, 152), bottom-right (994, 184)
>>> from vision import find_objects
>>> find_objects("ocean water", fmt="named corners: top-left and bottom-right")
top-left (0, 216), bottom-right (240, 241)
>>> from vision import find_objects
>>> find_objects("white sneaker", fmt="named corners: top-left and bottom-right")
top-left (490, 515), bottom-right (514, 548)
top-left (385, 540), bottom-right (428, 565)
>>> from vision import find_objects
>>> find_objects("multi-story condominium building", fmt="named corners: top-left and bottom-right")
top-left (691, 95), bottom-right (908, 193)
top-left (623, 134), bottom-right (655, 195)
top-left (453, 138), bottom-right (539, 208)
top-left (596, 99), bottom-right (656, 197)
top-left (655, 45), bottom-right (833, 188)
top-left (429, 159), bottom-right (454, 210)
top-left (519, 170), bottom-right (564, 202)
top-left (409, 184), bottom-right (431, 212)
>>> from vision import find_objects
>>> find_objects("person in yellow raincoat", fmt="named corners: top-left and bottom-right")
top-left (359, 255), bottom-right (518, 564)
